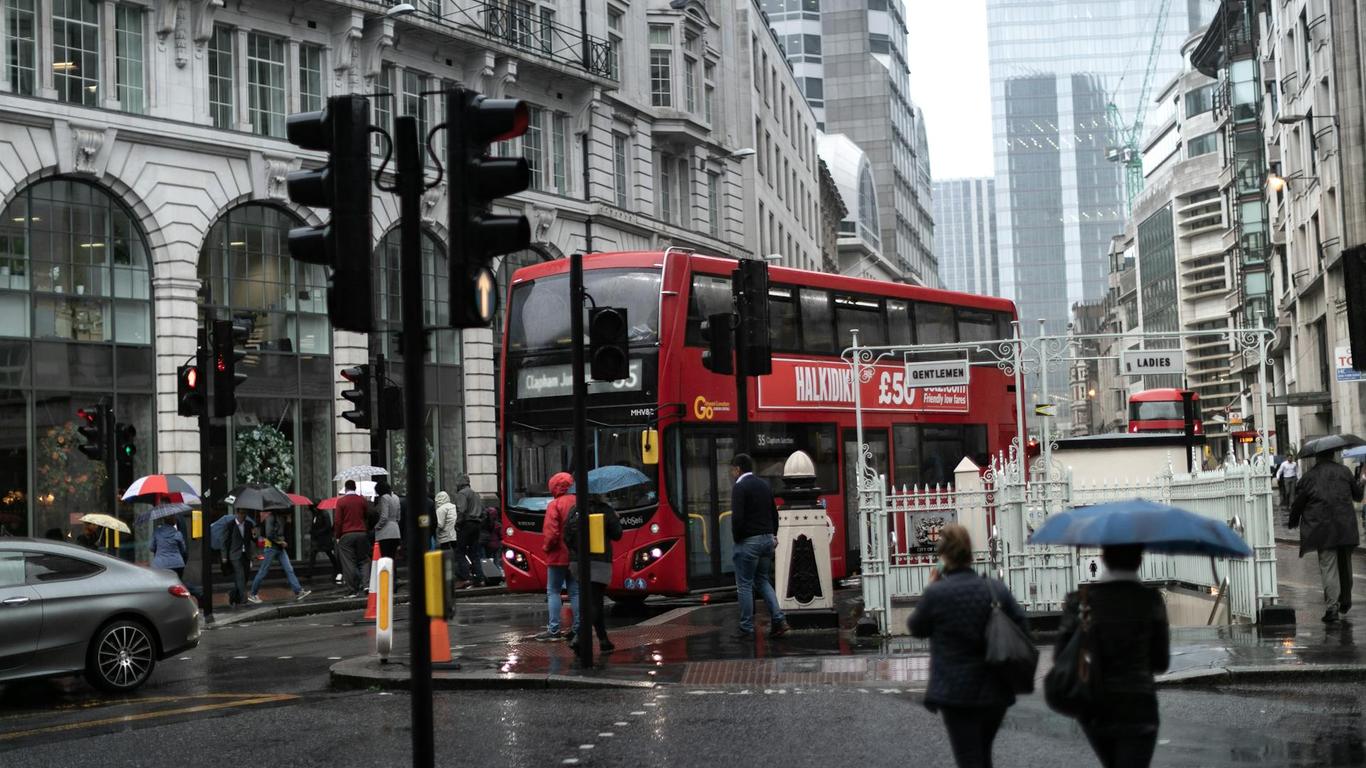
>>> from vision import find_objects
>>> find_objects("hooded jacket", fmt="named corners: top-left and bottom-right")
top-left (541, 472), bottom-right (576, 567)
top-left (434, 491), bottom-right (458, 545)
top-left (454, 474), bottom-right (484, 526)
top-left (150, 521), bottom-right (187, 570)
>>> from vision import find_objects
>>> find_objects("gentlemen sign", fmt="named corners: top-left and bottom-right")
top-left (1122, 349), bottom-right (1183, 376)
top-left (903, 358), bottom-right (971, 388)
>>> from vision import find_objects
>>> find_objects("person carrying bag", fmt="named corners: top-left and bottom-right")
top-left (1048, 545), bottom-right (1169, 768)
top-left (909, 524), bottom-right (1030, 768)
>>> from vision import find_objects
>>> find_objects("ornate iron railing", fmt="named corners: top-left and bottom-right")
top-left (419, 0), bottom-right (616, 81)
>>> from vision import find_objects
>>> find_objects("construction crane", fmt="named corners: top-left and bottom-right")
top-left (1107, 0), bottom-right (1174, 213)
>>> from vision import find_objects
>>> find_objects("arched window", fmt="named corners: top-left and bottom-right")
top-left (199, 204), bottom-right (333, 518)
top-left (373, 228), bottom-right (464, 495)
top-left (0, 178), bottom-right (155, 550)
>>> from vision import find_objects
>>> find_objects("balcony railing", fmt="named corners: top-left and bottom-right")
top-left (416, 0), bottom-right (616, 81)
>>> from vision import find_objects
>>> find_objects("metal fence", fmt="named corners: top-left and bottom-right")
top-left (857, 452), bottom-right (1278, 634)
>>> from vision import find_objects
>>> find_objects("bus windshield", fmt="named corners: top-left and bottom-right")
top-left (1129, 401), bottom-right (1186, 421)
top-left (506, 425), bottom-right (659, 513)
top-left (507, 268), bottom-right (662, 353)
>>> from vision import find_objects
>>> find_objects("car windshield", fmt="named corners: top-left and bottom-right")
top-left (507, 268), bottom-right (662, 353)
top-left (506, 426), bottom-right (659, 513)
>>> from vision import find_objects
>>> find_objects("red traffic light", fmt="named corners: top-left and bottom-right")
top-left (340, 365), bottom-right (365, 383)
top-left (476, 98), bottom-right (529, 142)
top-left (77, 407), bottom-right (94, 423)
top-left (184, 366), bottom-right (198, 390)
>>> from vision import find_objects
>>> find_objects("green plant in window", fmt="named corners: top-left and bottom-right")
top-left (235, 424), bottom-right (295, 489)
top-left (36, 420), bottom-right (106, 517)
top-left (389, 436), bottom-right (435, 494)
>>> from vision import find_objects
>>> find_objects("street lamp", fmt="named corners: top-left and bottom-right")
top-left (384, 3), bottom-right (417, 18)
top-left (1278, 113), bottom-right (1339, 129)
top-left (725, 147), bottom-right (757, 160)
top-left (1266, 170), bottom-right (1308, 192)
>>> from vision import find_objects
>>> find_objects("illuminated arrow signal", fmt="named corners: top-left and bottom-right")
top-left (1034, 403), bottom-right (1057, 417)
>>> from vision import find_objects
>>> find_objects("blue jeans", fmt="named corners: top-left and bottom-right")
top-left (546, 564), bottom-right (581, 634)
top-left (733, 534), bottom-right (784, 633)
top-left (251, 546), bottom-right (303, 596)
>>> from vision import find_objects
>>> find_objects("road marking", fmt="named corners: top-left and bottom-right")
top-left (579, 744), bottom-right (594, 750)
top-left (0, 694), bottom-right (297, 742)
top-left (613, 721), bottom-right (628, 726)
top-left (629, 711), bottom-right (645, 716)
top-left (598, 732), bottom-right (614, 738)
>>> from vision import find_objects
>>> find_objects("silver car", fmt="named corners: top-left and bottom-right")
top-left (0, 537), bottom-right (201, 692)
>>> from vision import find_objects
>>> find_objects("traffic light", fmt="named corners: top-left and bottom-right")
top-left (76, 402), bottom-right (109, 461)
top-left (116, 422), bottom-right (136, 489)
top-left (700, 312), bottom-right (734, 375)
top-left (212, 317), bottom-right (251, 418)
top-left (340, 364), bottom-right (372, 430)
top-left (285, 94), bottom-right (375, 333)
top-left (734, 259), bottom-right (772, 376)
top-left (379, 384), bottom-right (404, 431)
top-left (177, 364), bottom-right (203, 417)
top-left (588, 307), bottom-right (630, 381)
top-left (1345, 245), bottom-right (1366, 371)
top-left (447, 87), bottom-right (531, 328)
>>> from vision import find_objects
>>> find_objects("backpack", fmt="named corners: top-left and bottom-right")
top-left (563, 506), bottom-right (582, 552)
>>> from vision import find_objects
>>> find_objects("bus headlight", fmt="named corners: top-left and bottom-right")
top-left (632, 539), bottom-right (677, 571)
top-left (503, 547), bottom-right (529, 572)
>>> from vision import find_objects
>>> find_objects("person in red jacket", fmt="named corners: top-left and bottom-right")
top-left (534, 472), bottom-right (580, 640)
top-left (334, 480), bottom-right (371, 598)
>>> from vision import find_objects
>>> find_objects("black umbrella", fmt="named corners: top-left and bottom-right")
top-left (224, 484), bottom-right (293, 511)
top-left (1301, 434), bottom-right (1366, 456)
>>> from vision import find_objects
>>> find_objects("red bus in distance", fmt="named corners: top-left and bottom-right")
top-left (498, 251), bottom-right (1020, 598)
top-left (1128, 388), bottom-right (1202, 435)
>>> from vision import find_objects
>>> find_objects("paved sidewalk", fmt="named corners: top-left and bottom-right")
top-left (330, 530), bottom-right (1366, 691)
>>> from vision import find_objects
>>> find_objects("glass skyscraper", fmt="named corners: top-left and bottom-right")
top-left (987, 0), bottom-right (1219, 341)
top-left (933, 178), bottom-right (999, 296)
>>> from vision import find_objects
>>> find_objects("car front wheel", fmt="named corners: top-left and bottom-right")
top-left (86, 620), bottom-right (157, 692)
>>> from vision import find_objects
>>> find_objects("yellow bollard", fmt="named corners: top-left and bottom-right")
top-left (375, 557), bottom-right (394, 661)
top-left (424, 549), bottom-right (445, 619)
top-left (588, 512), bottom-right (605, 555)
top-left (191, 508), bottom-right (202, 539)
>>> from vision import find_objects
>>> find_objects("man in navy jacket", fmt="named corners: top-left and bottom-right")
top-left (730, 453), bottom-right (788, 639)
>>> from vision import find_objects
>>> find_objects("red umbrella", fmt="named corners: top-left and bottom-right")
top-left (122, 474), bottom-right (201, 504)
top-left (286, 493), bottom-right (313, 506)
top-left (317, 496), bottom-right (340, 510)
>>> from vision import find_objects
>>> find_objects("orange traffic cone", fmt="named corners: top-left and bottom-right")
top-left (364, 542), bottom-right (381, 621)
top-left (430, 617), bottom-right (452, 663)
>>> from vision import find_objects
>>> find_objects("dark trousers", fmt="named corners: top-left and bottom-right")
top-left (337, 531), bottom-right (370, 593)
top-left (455, 522), bottom-right (486, 583)
top-left (378, 538), bottom-right (400, 561)
top-left (1081, 721), bottom-right (1159, 768)
top-left (307, 545), bottom-right (341, 580)
top-left (228, 555), bottom-right (250, 605)
top-left (582, 581), bottom-right (609, 642)
top-left (940, 705), bottom-right (1006, 768)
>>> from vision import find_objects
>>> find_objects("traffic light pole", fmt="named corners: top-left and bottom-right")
top-left (731, 314), bottom-right (751, 455)
top-left (374, 354), bottom-right (390, 471)
top-left (395, 115), bottom-right (435, 768)
top-left (569, 252), bottom-right (595, 668)
top-left (196, 325), bottom-right (215, 622)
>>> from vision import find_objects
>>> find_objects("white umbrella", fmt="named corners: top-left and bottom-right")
top-left (334, 465), bottom-right (388, 482)
top-left (79, 513), bottom-right (131, 534)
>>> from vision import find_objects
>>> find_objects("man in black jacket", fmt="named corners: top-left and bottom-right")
top-left (729, 453), bottom-right (788, 639)
top-left (222, 508), bottom-right (256, 609)
top-left (1291, 451), bottom-right (1365, 623)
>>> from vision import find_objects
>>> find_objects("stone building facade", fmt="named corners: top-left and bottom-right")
top-left (0, 0), bottom-right (826, 546)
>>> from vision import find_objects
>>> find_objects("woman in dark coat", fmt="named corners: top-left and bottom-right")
top-left (1055, 545), bottom-right (1169, 768)
top-left (566, 496), bottom-right (623, 653)
top-left (1291, 452), bottom-right (1365, 623)
top-left (908, 524), bottom-right (1027, 768)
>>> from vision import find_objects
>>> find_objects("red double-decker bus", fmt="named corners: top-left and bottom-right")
top-left (1128, 388), bottom-right (1202, 435)
top-left (498, 251), bottom-right (1019, 598)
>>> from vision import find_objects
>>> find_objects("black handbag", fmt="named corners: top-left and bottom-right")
top-left (1044, 585), bottom-right (1099, 717)
top-left (983, 579), bottom-right (1040, 694)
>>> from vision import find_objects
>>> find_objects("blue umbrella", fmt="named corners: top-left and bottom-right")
top-left (1028, 498), bottom-right (1253, 558)
top-left (1343, 445), bottom-right (1366, 460)
top-left (568, 465), bottom-right (651, 495)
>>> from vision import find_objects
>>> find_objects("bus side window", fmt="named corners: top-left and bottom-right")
top-left (686, 274), bottom-right (732, 346)
top-left (913, 302), bottom-right (955, 350)
top-left (957, 307), bottom-right (998, 361)
top-left (834, 293), bottom-right (886, 348)
top-left (799, 288), bottom-right (835, 354)
top-left (887, 299), bottom-right (912, 347)
top-left (770, 284), bottom-right (800, 352)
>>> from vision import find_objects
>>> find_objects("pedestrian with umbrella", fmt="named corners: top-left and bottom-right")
top-left (1291, 434), bottom-right (1366, 624)
top-left (1031, 499), bottom-right (1253, 768)
top-left (225, 485), bottom-right (312, 604)
top-left (145, 504), bottom-right (191, 581)
top-left (221, 505), bottom-right (257, 609)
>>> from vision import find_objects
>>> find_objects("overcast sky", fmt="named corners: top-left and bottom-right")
top-left (907, 0), bottom-right (994, 181)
